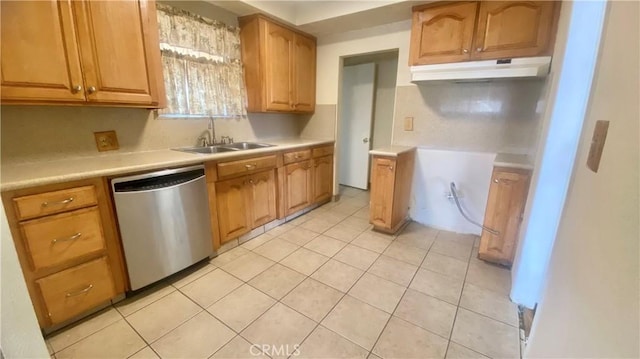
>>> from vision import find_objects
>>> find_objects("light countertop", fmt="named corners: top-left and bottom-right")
top-left (494, 153), bottom-right (534, 170)
top-left (369, 146), bottom-right (416, 157)
top-left (1, 138), bottom-right (333, 191)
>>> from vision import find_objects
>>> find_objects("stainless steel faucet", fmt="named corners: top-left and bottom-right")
top-left (197, 117), bottom-right (217, 147)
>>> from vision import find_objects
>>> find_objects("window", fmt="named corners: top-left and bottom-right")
top-left (156, 4), bottom-right (246, 118)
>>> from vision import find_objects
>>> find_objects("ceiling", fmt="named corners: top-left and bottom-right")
top-left (208, 0), bottom-right (434, 35)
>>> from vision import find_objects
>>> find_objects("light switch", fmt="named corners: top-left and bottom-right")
top-left (587, 120), bottom-right (609, 173)
top-left (404, 116), bottom-right (414, 131)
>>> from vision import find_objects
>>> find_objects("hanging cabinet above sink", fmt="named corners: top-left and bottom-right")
top-left (239, 14), bottom-right (316, 114)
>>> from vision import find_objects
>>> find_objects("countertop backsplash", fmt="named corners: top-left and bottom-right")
top-left (0, 106), bottom-right (302, 164)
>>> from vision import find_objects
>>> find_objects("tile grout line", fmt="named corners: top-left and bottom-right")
top-left (366, 231), bottom-right (439, 358)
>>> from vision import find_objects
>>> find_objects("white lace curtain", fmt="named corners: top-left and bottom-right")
top-left (156, 4), bottom-right (246, 117)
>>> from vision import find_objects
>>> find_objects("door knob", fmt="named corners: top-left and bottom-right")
top-left (71, 85), bottom-right (82, 93)
top-left (363, 138), bottom-right (369, 143)
top-left (87, 86), bottom-right (97, 94)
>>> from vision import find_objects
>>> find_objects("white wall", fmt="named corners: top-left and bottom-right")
top-left (371, 55), bottom-right (397, 150)
top-left (1, 204), bottom-right (50, 358)
top-left (525, 1), bottom-right (639, 357)
top-left (410, 149), bottom-right (494, 234)
top-left (316, 20), bottom-right (412, 105)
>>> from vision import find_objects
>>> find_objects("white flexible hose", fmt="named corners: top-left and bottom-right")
top-left (450, 182), bottom-right (500, 235)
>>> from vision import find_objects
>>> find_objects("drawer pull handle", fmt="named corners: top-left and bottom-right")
top-left (42, 197), bottom-right (74, 207)
top-left (245, 164), bottom-right (257, 170)
top-left (51, 232), bottom-right (82, 244)
top-left (65, 284), bottom-right (93, 297)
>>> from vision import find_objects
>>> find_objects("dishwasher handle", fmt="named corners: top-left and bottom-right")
top-left (112, 165), bottom-right (205, 193)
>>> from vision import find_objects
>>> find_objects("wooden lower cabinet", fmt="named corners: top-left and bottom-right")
top-left (312, 155), bottom-right (333, 203)
top-left (36, 257), bottom-right (116, 325)
top-left (283, 160), bottom-right (313, 216)
top-left (215, 176), bottom-right (252, 244)
top-left (207, 144), bottom-right (334, 249)
top-left (478, 167), bottom-right (531, 266)
top-left (369, 149), bottom-right (416, 233)
top-left (1, 177), bottom-right (126, 328)
top-left (247, 170), bottom-right (277, 228)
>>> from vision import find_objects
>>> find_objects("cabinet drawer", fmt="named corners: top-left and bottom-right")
top-left (21, 207), bottom-right (106, 271)
top-left (312, 145), bottom-right (334, 158)
top-left (283, 149), bottom-right (311, 164)
top-left (13, 185), bottom-right (98, 220)
top-left (217, 155), bottom-right (277, 179)
top-left (36, 257), bottom-right (116, 325)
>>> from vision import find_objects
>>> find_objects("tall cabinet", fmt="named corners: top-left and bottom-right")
top-left (1, 0), bottom-right (165, 107)
top-left (239, 14), bottom-right (316, 113)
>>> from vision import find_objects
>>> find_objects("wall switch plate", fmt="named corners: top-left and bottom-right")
top-left (94, 130), bottom-right (119, 152)
top-left (404, 116), bottom-right (414, 131)
top-left (587, 120), bottom-right (609, 173)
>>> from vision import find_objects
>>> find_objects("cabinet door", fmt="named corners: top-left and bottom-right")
top-left (1, 0), bottom-right (85, 103)
top-left (369, 157), bottom-right (396, 229)
top-left (409, 2), bottom-right (478, 65)
top-left (479, 169), bottom-right (530, 265)
top-left (284, 160), bottom-right (313, 216)
top-left (247, 170), bottom-right (277, 228)
top-left (312, 155), bottom-right (334, 204)
top-left (473, 1), bottom-right (556, 60)
top-left (293, 34), bottom-right (316, 113)
top-left (264, 21), bottom-right (294, 111)
top-left (72, 0), bottom-right (159, 105)
top-left (215, 177), bottom-right (251, 243)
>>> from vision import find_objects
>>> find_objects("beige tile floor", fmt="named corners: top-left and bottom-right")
top-left (46, 186), bottom-right (520, 359)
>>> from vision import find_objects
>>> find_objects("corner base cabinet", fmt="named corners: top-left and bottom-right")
top-left (369, 149), bottom-right (416, 234)
top-left (478, 166), bottom-right (531, 266)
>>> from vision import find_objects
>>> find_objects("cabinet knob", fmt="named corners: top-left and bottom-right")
top-left (389, 166), bottom-right (394, 170)
top-left (71, 85), bottom-right (83, 93)
top-left (363, 138), bottom-right (369, 143)
top-left (249, 179), bottom-right (254, 184)
top-left (87, 86), bottom-right (97, 94)
top-left (494, 179), bottom-right (499, 183)
top-left (463, 49), bottom-right (469, 54)
top-left (476, 48), bottom-right (483, 52)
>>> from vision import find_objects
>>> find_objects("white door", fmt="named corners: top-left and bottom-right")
top-left (339, 62), bottom-right (376, 189)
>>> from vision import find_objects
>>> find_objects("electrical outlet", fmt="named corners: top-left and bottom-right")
top-left (404, 116), bottom-right (414, 131)
top-left (94, 130), bottom-right (119, 152)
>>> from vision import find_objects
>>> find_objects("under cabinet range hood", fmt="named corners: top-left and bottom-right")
top-left (410, 56), bottom-right (552, 82)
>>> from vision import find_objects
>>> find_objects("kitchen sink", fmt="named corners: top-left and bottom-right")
top-left (173, 146), bottom-right (240, 154)
top-left (172, 142), bottom-right (275, 154)
top-left (222, 142), bottom-right (276, 150)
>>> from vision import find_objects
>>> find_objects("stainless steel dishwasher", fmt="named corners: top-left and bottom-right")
top-left (112, 165), bottom-right (213, 290)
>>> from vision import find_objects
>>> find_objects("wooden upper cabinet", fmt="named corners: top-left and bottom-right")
top-left (473, 1), bottom-right (557, 59)
top-left (1, 0), bottom-right (165, 107)
top-left (293, 34), bottom-right (316, 112)
top-left (409, 2), bottom-right (478, 65)
top-left (0, 0), bottom-right (85, 102)
top-left (264, 21), bottom-right (295, 111)
top-left (409, 1), bottom-right (560, 65)
top-left (479, 167), bottom-right (531, 266)
top-left (72, 0), bottom-right (161, 106)
top-left (239, 14), bottom-right (316, 114)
